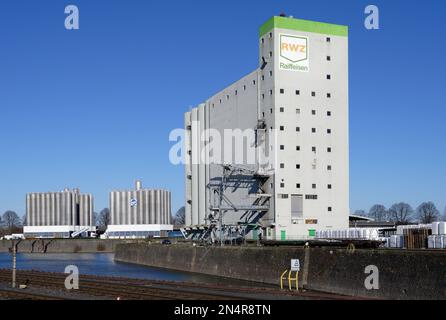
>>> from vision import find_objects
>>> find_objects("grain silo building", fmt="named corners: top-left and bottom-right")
top-left (104, 180), bottom-right (173, 239)
top-left (184, 15), bottom-right (349, 242)
top-left (24, 188), bottom-right (95, 238)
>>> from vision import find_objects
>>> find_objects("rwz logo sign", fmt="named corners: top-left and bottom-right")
top-left (279, 34), bottom-right (309, 72)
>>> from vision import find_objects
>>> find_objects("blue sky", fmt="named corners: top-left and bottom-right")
top-left (0, 0), bottom-right (445, 217)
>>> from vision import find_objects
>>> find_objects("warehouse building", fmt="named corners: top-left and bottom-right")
top-left (103, 180), bottom-right (173, 239)
top-left (184, 15), bottom-right (349, 241)
top-left (24, 188), bottom-right (95, 238)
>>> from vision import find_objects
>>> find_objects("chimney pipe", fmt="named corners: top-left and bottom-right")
top-left (135, 180), bottom-right (142, 191)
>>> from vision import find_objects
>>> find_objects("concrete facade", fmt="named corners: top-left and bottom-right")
top-left (185, 16), bottom-right (349, 239)
top-left (105, 181), bottom-right (173, 239)
top-left (115, 244), bottom-right (446, 300)
top-left (24, 188), bottom-right (94, 238)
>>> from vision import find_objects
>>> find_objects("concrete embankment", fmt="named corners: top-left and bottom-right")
top-left (114, 243), bottom-right (446, 300)
top-left (0, 239), bottom-right (135, 253)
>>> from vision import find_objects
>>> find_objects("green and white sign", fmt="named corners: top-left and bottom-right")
top-left (279, 34), bottom-right (309, 72)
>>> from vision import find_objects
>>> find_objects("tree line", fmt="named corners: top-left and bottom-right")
top-left (354, 202), bottom-right (445, 224)
top-left (0, 208), bottom-right (113, 236)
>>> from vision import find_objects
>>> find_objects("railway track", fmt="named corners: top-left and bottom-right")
top-left (0, 269), bottom-right (360, 300)
top-left (0, 270), bottom-right (244, 300)
top-left (0, 288), bottom-right (65, 300)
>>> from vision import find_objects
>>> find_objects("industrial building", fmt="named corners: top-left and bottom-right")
top-left (24, 188), bottom-right (95, 238)
top-left (103, 180), bottom-right (173, 239)
top-left (184, 15), bottom-right (349, 241)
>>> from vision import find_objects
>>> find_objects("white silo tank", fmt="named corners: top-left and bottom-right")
top-left (435, 235), bottom-right (444, 249)
top-left (428, 236), bottom-right (435, 249)
top-left (439, 222), bottom-right (446, 235)
top-left (432, 222), bottom-right (440, 235)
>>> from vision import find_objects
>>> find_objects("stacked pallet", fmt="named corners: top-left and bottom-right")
top-left (403, 227), bottom-right (431, 249)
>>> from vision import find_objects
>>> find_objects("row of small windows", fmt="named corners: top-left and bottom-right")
top-left (279, 88), bottom-right (332, 98)
top-left (212, 78), bottom-right (259, 107)
top-left (280, 126), bottom-right (332, 134)
top-left (268, 109), bottom-right (332, 117)
top-left (276, 194), bottom-right (333, 212)
top-left (217, 86), bottom-right (333, 107)
top-left (279, 145), bottom-right (333, 153)
top-left (279, 163), bottom-right (332, 170)
top-left (279, 182), bottom-right (332, 189)
top-left (278, 108), bottom-right (332, 117)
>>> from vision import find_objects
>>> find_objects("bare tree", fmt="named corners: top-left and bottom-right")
top-left (172, 207), bottom-right (185, 225)
top-left (21, 214), bottom-right (27, 227)
top-left (416, 202), bottom-right (439, 223)
top-left (98, 208), bottom-right (111, 228)
top-left (388, 202), bottom-right (413, 224)
top-left (2, 211), bottom-right (21, 233)
top-left (353, 209), bottom-right (367, 217)
top-left (368, 204), bottom-right (388, 222)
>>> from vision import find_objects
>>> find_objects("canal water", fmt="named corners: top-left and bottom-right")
top-left (0, 253), bottom-right (246, 285)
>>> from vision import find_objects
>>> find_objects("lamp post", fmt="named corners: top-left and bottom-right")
top-left (12, 239), bottom-right (17, 288)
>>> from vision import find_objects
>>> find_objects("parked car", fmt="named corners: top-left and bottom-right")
top-left (161, 239), bottom-right (172, 245)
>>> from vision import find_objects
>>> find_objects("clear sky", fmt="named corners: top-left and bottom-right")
top-left (0, 0), bottom-right (445, 218)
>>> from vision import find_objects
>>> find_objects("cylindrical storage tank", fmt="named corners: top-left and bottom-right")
top-left (435, 235), bottom-right (443, 249)
top-left (439, 222), bottom-right (446, 235)
top-left (428, 236), bottom-right (435, 249)
top-left (432, 222), bottom-right (440, 235)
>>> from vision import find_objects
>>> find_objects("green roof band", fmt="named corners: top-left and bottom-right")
top-left (259, 16), bottom-right (348, 38)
